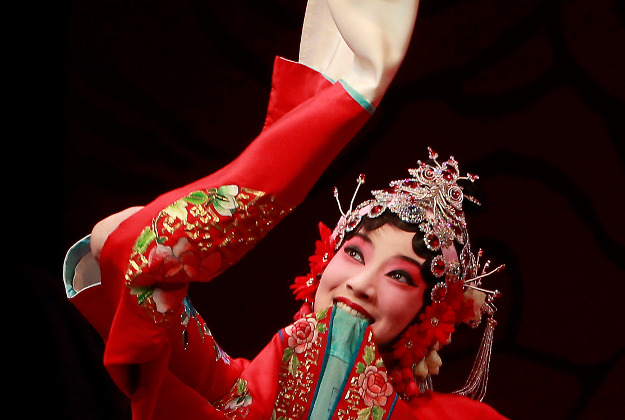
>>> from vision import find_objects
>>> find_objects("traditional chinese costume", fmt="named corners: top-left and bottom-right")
top-left (63, 1), bottom-right (506, 419)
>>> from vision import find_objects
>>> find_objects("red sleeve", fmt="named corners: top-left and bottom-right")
top-left (211, 332), bottom-right (287, 420)
top-left (223, 56), bottom-right (372, 206)
top-left (79, 56), bottom-right (373, 419)
top-left (154, 56), bottom-right (371, 209)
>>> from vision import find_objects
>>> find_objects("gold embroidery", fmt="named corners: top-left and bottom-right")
top-left (212, 378), bottom-right (253, 419)
top-left (273, 314), bottom-right (328, 419)
top-left (336, 378), bottom-right (363, 419)
top-left (124, 186), bottom-right (291, 322)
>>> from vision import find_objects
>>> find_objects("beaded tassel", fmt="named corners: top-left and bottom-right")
top-left (453, 316), bottom-right (497, 401)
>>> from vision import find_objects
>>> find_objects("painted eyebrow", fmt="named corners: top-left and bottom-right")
top-left (356, 232), bottom-right (423, 268)
top-left (397, 255), bottom-right (423, 269)
top-left (354, 232), bottom-right (373, 244)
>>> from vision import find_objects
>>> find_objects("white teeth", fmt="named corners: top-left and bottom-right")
top-left (336, 301), bottom-right (371, 321)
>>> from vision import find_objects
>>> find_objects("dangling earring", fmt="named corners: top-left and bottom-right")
top-left (452, 314), bottom-right (497, 401)
top-left (417, 375), bottom-right (433, 394)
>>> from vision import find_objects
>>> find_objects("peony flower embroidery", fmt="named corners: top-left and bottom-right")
top-left (133, 237), bottom-right (201, 287)
top-left (212, 185), bottom-right (239, 216)
top-left (224, 393), bottom-right (252, 416)
top-left (358, 365), bottom-right (394, 407)
top-left (151, 286), bottom-right (188, 314)
top-left (285, 316), bottom-right (319, 354)
top-left (219, 378), bottom-right (252, 418)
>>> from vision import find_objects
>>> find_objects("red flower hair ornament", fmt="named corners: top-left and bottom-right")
top-left (291, 222), bottom-right (335, 320)
top-left (290, 149), bottom-right (505, 402)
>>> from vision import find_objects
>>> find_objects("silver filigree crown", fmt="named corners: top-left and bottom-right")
top-left (333, 147), bottom-right (479, 250)
top-left (333, 147), bottom-right (503, 292)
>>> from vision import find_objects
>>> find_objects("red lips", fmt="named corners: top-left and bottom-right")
top-left (335, 297), bottom-right (374, 322)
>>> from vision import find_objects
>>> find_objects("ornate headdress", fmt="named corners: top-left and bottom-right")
top-left (291, 148), bottom-right (504, 401)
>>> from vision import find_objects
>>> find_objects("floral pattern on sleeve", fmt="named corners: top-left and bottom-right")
top-left (124, 185), bottom-right (291, 324)
top-left (213, 378), bottom-right (253, 419)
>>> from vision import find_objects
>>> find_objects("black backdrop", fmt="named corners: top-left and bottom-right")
top-left (36, 0), bottom-right (625, 418)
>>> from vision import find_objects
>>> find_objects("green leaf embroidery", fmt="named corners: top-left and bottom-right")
top-left (184, 190), bottom-right (209, 205)
top-left (131, 286), bottom-right (154, 305)
top-left (316, 307), bottom-right (328, 321)
top-left (133, 227), bottom-right (156, 253)
top-left (357, 406), bottom-right (386, 420)
top-left (236, 378), bottom-right (247, 395)
top-left (356, 362), bottom-right (366, 374)
top-left (357, 407), bottom-right (372, 420)
top-left (363, 345), bottom-right (376, 366)
top-left (317, 323), bottom-right (326, 333)
top-left (375, 358), bottom-right (385, 368)
top-left (271, 411), bottom-right (287, 420)
top-left (217, 185), bottom-right (239, 197)
top-left (371, 406), bottom-right (385, 420)
top-left (164, 199), bottom-right (188, 221)
top-left (282, 348), bottom-right (294, 364)
top-left (287, 352), bottom-right (300, 378)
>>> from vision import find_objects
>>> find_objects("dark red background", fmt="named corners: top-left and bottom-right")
top-left (33, 0), bottom-right (625, 418)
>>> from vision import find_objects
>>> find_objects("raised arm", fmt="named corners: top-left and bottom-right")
top-left (65, 2), bottom-right (421, 418)
top-left (89, 0), bottom-right (420, 260)
top-left (300, 0), bottom-right (419, 107)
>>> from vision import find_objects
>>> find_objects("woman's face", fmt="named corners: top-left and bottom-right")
top-left (314, 224), bottom-right (427, 346)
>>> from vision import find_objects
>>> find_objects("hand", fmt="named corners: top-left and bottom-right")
top-left (90, 206), bottom-right (143, 260)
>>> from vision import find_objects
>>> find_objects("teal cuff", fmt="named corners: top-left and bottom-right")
top-left (296, 61), bottom-right (376, 114)
top-left (62, 235), bottom-right (92, 298)
top-left (338, 79), bottom-right (376, 115)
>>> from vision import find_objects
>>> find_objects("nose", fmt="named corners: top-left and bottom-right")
top-left (345, 270), bottom-right (377, 302)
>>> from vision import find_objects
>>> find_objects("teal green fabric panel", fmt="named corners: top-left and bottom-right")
top-left (330, 307), bottom-right (369, 362)
top-left (309, 306), bottom-right (370, 420)
top-left (309, 355), bottom-right (348, 419)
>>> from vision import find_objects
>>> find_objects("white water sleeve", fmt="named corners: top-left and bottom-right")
top-left (299, 0), bottom-right (420, 107)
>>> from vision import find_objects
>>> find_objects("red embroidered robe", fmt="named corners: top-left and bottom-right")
top-left (65, 57), bottom-right (506, 420)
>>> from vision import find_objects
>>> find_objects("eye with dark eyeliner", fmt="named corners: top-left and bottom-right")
top-left (387, 270), bottom-right (415, 285)
top-left (344, 246), bottom-right (364, 264)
